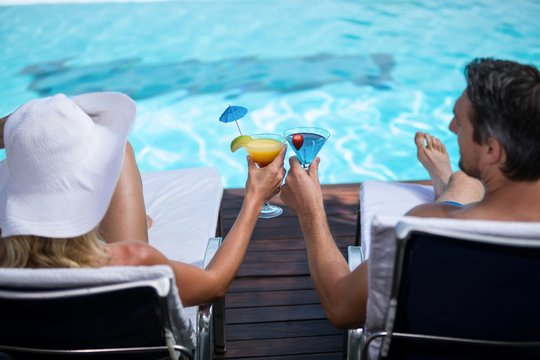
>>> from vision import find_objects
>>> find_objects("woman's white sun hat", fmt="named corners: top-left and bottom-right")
top-left (0, 92), bottom-right (136, 238)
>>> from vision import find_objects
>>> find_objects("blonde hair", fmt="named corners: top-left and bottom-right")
top-left (0, 229), bottom-right (110, 268)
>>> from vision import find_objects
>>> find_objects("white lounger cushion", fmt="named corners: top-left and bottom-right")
top-left (142, 167), bottom-right (223, 268)
top-left (360, 180), bottom-right (434, 257)
top-left (141, 167), bottom-right (223, 324)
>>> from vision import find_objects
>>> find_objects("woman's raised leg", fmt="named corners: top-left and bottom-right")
top-left (98, 142), bottom-right (149, 243)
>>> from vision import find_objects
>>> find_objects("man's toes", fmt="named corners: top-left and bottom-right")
top-left (424, 133), bottom-right (434, 148)
top-left (414, 131), bottom-right (425, 149)
top-left (432, 137), bottom-right (441, 151)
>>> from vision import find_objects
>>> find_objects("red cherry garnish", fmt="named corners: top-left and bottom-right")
top-left (292, 133), bottom-right (304, 150)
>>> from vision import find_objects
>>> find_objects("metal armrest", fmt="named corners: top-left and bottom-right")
top-left (199, 237), bottom-right (226, 358)
top-left (203, 237), bottom-right (222, 269)
top-left (346, 246), bottom-right (366, 360)
top-left (348, 246), bottom-right (365, 271)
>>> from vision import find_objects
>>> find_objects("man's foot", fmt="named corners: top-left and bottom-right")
top-left (415, 131), bottom-right (453, 198)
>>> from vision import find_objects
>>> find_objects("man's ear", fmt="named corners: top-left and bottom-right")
top-left (484, 136), bottom-right (505, 165)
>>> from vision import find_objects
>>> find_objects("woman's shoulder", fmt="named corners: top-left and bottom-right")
top-left (106, 241), bottom-right (168, 266)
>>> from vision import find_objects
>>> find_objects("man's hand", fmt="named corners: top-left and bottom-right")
top-left (280, 156), bottom-right (324, 217)
top-left (245, 145), bottom-right (287, 204)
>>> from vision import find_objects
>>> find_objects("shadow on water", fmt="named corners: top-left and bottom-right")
top-left (22, 53), bottom-right (395, 100)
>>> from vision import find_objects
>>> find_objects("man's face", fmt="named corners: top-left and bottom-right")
top-left (449, 90), bottom-right (482, 179)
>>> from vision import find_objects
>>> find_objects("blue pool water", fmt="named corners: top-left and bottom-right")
top-left (1, 0), bottom-right (539, 188)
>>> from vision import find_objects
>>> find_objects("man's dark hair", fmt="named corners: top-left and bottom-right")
top-left (465, 58), bottom-right (540, 181)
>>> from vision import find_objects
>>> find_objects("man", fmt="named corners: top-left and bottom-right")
top-left (280, 58), bottom-right (540, 328)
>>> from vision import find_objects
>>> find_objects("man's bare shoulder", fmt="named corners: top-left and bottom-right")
top-left (406, 202), bottom-right (466, 218)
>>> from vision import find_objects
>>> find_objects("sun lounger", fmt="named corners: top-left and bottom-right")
top-left (347, 180), bottom-right (540, 359)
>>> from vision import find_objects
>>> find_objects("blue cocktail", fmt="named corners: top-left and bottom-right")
top-left (284, 127), bottom-right (330, 169)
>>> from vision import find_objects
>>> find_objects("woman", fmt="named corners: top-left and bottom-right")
top-left (0, 92), bottom-right (286, 307)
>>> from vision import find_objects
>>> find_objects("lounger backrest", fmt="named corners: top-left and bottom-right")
top-left (0, 265), bottom-right (195, 358)
top-left (366, 216), bottom-right (540, 358)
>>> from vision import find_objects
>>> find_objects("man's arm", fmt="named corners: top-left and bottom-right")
top-left (281, 157), bottom-right (368, 328)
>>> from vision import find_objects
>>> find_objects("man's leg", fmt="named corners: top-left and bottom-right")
top-left (436, 171), bottom-right (485, 204)
top-left (98, 142), bottom-right (150, 243)
top-left (415, 131), bottom-right (484, 204)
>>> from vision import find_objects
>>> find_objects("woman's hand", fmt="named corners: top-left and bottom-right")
top-left (245, 145), bottom-right (287, 205)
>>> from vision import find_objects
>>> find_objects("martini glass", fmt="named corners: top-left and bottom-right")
top-left (284, 127), bottom-right (330, 169)
top-left (244, 133), bottom-right (286, 219)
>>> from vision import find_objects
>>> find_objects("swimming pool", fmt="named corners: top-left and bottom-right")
top-left (1, 0), bottom-right (539, 188)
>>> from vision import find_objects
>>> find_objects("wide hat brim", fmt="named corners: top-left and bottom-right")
top-left (0, 92), bottom-right (136, 238)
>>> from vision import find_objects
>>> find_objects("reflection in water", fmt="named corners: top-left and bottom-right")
top-left (22, 53), bottom-right (395, 100)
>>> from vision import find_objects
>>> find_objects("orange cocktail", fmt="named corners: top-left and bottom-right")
top-left (245, 137), bottom-right (284, 167)
top-left (243, 133), bottom-right (285, 218)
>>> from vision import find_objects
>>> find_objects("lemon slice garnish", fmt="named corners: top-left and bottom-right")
top-left (230, 135), bottom-right (253, 152)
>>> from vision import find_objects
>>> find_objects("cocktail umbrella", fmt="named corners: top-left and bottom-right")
top-left (219, 105), bottom-right (247, 135)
